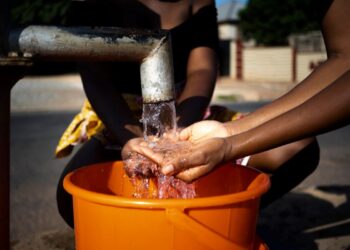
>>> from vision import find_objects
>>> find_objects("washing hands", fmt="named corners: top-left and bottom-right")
top-left (122, 120), bottom-right (232, 182)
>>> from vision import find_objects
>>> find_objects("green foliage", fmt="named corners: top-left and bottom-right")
top-left (11, 0), bottom-right (71, 26)
top-left (239, 0), bottom-right (320, 46)
top-left (217, 94), bottom-right (240, 102)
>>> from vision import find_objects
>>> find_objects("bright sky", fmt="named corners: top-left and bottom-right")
top-left (215, 0), bottom-right (248, 7)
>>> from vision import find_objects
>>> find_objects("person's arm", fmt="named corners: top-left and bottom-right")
top-left (227, 54), bottom-right (350, 135)
top-left (227, 0), bottom-right (350, 135)
top-left (176, 0), bottom-right (219, 127)
top-left (176, 47), bottom-right (217, 127)
top-left (79, 63), bottom-right (142, 146)
top-left (125, 69), bottom-right (350, 182)
top-left (225, 69), bottom-right (350, 159)
top-left (192, 69), bottom-right (350, 180)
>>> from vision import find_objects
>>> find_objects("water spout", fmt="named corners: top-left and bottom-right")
top-left (8, 25), bottom-right (175, 103)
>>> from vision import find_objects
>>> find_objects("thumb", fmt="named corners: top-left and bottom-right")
top-left (132, 144), bottom-right (165, 164)
top-left (160, 155), bottom-right (190, 176)
top-left (176, 165), bottom-right (210, 183)
top-left (179, 125), bottom-right (193, 141)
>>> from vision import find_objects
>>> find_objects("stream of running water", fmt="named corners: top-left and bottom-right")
top-left (123, 100), bottom-right (196, 199)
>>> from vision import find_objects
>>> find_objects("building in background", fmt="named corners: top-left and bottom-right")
top-left (217, 0), bottom-right (244, 77)
top-left (217, 1), bottom-right (327, 83)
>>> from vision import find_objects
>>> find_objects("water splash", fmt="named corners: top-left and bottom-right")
top-left (123, 138), bottom-right (196, 199)
top-left (124, 100), bottom-right (196, 199)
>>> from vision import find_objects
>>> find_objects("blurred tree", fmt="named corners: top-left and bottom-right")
top-left (239, 0), bottom-right (320, 46)
top-left (11, 0), bottom-right (71, 26)
top-left (9, 0), bottom-right (76, 75)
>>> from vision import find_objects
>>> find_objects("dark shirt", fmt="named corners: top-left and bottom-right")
top-left (314, 0), bottom-right (334, 23)
top-left (67, 1), bottom-right (219, 95)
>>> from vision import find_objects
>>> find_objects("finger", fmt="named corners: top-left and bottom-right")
top-left (175, 165), bottom-right (211, 183)
top-left (125, 138), bottom-right (149, 152)
top-left (133, 145), bottom-right (165, 164)
top-left (179, 125), bottom-right (193, 141)
top-left (160, 149), bottom-right (205, 175)
top-left (161, 164), bottom-right (175, 175)
top-left (160, 154), bottom-right (189, 175)
top-left (121, 138), bottom-right (142, 159)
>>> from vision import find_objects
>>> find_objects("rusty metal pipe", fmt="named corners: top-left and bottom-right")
top-left (9, 25), bottom-right (175, 103)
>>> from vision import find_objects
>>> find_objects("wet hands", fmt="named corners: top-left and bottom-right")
top-left (122, 134), bottom-right (182, 178)
top-left (170, 137), bottom-right (229, 182)
top-left (122, 120), bottom-right (232, 182)
top-left (180, 120), bottom-right (231, 141)
top-left (168, 121), bottom-right (231, 182)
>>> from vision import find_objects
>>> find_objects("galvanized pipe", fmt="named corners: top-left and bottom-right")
top-left (9, 25), bottom-right (175, 103)
top-left (140, 36), bottom-right (175, 103)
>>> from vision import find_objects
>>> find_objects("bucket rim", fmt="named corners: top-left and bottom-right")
top-left (63, 161), bottom-right (270, 210)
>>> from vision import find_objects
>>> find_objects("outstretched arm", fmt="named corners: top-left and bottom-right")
top-left (226, 69), bottom-right (350, 159)
top-left (228, 0), bottom-right (350, 135)
top-left (229, 56), bottom-right (350, 135)
top-left (129, 71), bottom-right (350, 182)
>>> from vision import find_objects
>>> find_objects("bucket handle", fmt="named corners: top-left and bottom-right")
top-left (166, 208), bottom-right (248, 250)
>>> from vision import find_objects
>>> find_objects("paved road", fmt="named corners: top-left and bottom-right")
top-left (9, 76), bottom-right (350, 249)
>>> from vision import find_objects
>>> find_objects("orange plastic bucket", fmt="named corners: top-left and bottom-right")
top-left (64, 161), bottom-right (270, 250)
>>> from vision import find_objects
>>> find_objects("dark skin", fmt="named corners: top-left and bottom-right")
top-left (124, 0), bottom-right (350, 182)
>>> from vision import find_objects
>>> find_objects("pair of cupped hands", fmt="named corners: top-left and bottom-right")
top-left (121, 120), bottom-right (232, 183)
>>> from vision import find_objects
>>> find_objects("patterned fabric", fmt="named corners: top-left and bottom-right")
top-left (55, 94), bottom-right (142, 158)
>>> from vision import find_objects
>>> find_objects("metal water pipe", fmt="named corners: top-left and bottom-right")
top-left (9, 25), bottom-right (175, 103)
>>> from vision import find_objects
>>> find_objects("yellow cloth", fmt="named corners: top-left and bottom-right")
top-left (55, 100), bottom-right (104, 158)
top-left (55, 94), bottom-right (143, 158)
top-left (55, 98), bottom-right (244, 158)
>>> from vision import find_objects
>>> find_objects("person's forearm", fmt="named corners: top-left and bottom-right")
top-left (176, 46), bottom-right (217, 127)
top-left (87, 91), bottom-right (142, 145)
top-left (225, 70), bottom-right (350, 160)
top-left (225, 55), bottom-right (350, 135)
top-left (80, 68), bottom-right (142, 145)
top-left (176, 69), bottom-right (215, 127)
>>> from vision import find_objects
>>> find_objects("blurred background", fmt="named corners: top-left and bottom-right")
top-left (7, 0), bottom-right (350, 249)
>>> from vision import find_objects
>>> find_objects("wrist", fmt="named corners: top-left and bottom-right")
top-left (224, 114), bottom-right (256, 135)
top-left (222, 137), bottom-right (233, 162)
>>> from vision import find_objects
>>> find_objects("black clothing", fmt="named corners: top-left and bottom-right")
top-left (315, 0), bottom-right (334, 23)
top-left (67, 1), bottom-right (219, 93)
